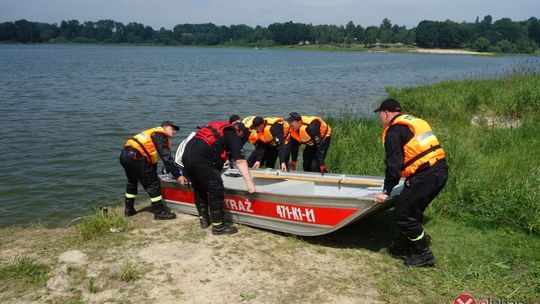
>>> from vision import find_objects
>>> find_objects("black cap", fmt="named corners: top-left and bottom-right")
top-left (286, 112), bottom-right (302, 122)
top-left (251, 116), bottom-right (264, 129)
top-left (161, 121), bottom-right (179, 130)
top-left (229, 114), bottom-right (241, 123)
top-left (374, 98), bottom-right (402, 113)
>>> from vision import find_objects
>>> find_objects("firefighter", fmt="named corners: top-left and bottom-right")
top-left (182, 120), bottom-right (255, 235)
top-left (286, 112), bottom-right (332, 173)
top-left (119, 121), bottom-right (182, 220)
top-left (373, 98), bottom-right (448, 267)
top-left (242, 116), bottom-right (290, 171)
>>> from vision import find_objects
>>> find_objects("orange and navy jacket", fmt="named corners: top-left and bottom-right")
top-left (289, 116), bottom-right (331, 146)
top-left (382, 114), bottom-right (446, 178)
top-left (256, 117), bottom-right (290, 146)
top-left (124, 127), bottom-right (169, 165)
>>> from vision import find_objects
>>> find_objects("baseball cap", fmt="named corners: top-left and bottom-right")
top-left (286, 112), bottom-right (302, 122)
top-left (161, 121), bottom-right (180, 130)
top-left (229, 114), bottom-right (241, 123)
top-left (374, 98), bottom-right (402, 113)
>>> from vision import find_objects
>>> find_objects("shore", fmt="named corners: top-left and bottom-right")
top-left (409, 48), bottom-right (494, 55)
top-left (0, 208), bottom-right (397, 303)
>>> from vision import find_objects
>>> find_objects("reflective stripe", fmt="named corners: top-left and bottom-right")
top-left (150, 195), bottom-right (162, 202)
top-left (125, 193), bottom-right (137, 199)
top-left (212, 222), bottom-right (222, 226)
top-left (417, 131), bottom-right (435, 144)
top-left (409, 231), bottom-right (425, 241)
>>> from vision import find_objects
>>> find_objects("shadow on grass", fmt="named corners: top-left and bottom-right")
top-left (300, 210), bottom-right (398, 252)
top-left (248, 210), bottom-right (436, 252)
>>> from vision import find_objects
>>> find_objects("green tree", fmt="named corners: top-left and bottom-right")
top-left (379, 18), bottom-right (392, 43)
top-left (345, 21), bottom-right (356, 43)
top-left (0, 22), bottom-right (17, 41)
top-left (364, 26), bottom-right (379, 47)
top-left (493, 18), bottom-right (527, 43)
top-left (472, 37), bottom-right (490, 52)
top-left (14, 19), bottom-right (41, 42)
top-left (497, 39), bottom-right (516, 53)
top-left (415, 20), bottom-right (438, 47)
top-left (527, 17), bottom-right (540, 44)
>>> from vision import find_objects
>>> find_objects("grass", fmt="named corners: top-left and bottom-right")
top-left (0, 255), bottom-right (50, 286)
top-left (118, 263), bottom-right (140, 282)
top-left (76, 208), bottom-right (133, 240)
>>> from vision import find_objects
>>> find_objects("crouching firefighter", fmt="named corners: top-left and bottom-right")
top-left (373, 98), bottom-right (448, 267)
top-left (182, 120), bottom-right (256, 235)
top-left (120, 121), bottom-right (183, 220)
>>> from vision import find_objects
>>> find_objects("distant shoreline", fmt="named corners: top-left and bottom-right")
top-left (0, 41), bottom-right (508, 56)
top-left (410, 48), bottom-right (494, 56)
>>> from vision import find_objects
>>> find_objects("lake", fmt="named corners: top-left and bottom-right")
top-left (0, 44), bottom-right (535, 227)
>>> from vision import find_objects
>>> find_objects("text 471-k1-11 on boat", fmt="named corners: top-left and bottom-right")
top-left (160, 169), bottom-right (403, 236)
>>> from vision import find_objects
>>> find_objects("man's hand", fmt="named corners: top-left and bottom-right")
top-left (246, 180), bottom-right (256, 193)
top-left (253, 161), bottom-right (261, 169)
top-left (177, 176), bottom-right (187, 186)
top-left (280, 162), bottom-right (288, 171)
top-left (373, 192), bottom-right (389, 203)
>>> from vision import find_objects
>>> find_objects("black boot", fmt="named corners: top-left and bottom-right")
top-left (152, 201), bottom-right (176, 220)
top-left (196, 204), bottom-right (210, 229)
top-left (387, 233), bottom-right (410, 258)
top-left (404, 235), bottom-right (435, 267)
top-left (210, 210), bottom-right (237, 235)
top-left (124, 197), bottom-right (137, 217)
top-left (388, 234), bottom-right (431, 258)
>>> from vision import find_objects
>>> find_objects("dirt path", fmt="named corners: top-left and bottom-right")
top-left (1, 210), bottom-right (399, 303)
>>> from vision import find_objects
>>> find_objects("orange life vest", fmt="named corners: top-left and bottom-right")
top-left (256, 117), bottom-right (290, 146)
top-left (195, 121), bottom-right (241, 162)
top-left (382, 114), bottom-right (446, 177)
top-left (248, 130), bottom-right (258, 145)
top-left (124, 127), bottom-right (169, 164)
top-left (289, 116), bottom-right (331, 146)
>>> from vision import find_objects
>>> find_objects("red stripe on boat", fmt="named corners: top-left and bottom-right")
top-left (162, 187), bottom-right (356, 226)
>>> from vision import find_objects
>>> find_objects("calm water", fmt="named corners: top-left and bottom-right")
top-left (0, 44), bottom-right (534, 227)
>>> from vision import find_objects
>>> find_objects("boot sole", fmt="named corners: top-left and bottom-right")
top-left (405, 257), bottom-right (436, 267)
top-left (154, 215), bottom-right (177, 220)
top-left (211, 228), bottom-right (238, 235)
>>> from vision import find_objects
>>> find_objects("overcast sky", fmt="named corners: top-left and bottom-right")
top-left (2, 0), bottom-right (539, 29)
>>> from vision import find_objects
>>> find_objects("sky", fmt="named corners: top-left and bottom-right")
top-left (2, 0), bottom-right (539, 29)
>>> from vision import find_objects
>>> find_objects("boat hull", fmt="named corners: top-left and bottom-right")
top-left (160, 169), bottom-right (401, 236)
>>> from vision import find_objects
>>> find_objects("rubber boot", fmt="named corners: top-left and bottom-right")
top-left (210, 210), bottom-right (238, 235)
top-left (404, 235), bottom-right (435, 267)
top-left (196, 204), bottom-right (210, 229)
top-left (124, 197), bottom-right (137, 217)
top-left (152, 201), bottom-right (176, 220)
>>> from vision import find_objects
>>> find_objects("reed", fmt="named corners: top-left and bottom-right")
top-left (326, 72), bottom-right (540, 234)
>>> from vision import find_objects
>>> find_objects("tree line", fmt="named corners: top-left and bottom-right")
top-left (1, 16), bottom-right (539, 54)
